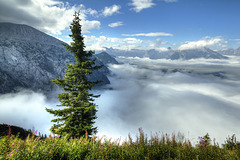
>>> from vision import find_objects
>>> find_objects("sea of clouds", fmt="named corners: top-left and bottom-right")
top-left (1, 56), bottom-right (240, 144)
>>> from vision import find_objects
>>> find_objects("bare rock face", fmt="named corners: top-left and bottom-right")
top-left (0, 23), bottom-right (117, 94)
top-left (95, 52), bottom-right (119, 66)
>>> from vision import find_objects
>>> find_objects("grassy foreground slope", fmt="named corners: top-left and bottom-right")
top-left (1, 125), bottom-right (240, 159)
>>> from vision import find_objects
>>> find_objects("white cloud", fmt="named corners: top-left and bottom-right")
top-left (84, 35), bottom-right (170, 52)
top-left (123, 38), bottom-right (143, 44)
top-left (129, 0), bottom-right (155, 12)
top-left (95, 56), bottom-right (240, 143)
top-left (82, 20), bottom-right (100, 33)
top-left (178, 37), bottom-right (228, 50)
top-left (78, 4), bottom-right (99, 17)
top-left (84, 35), bottom-right (145, 51)
top-left (0, 90), bottom-right (55, 135)
top-left (122, 32), bottom-right (174, 37)
top-left (155, 47), bottom-right (169, 52)
top-left (0, 0), bottom-right (100, 34)
top-left (230, 39), bottom-right (240, 45)
top-left (86, 8), bottom-right (98, 16)
top-left (164, 0), bottom-right (178, 2)
top-left (108, 21), bottom-right (124, 28)
top-left (150, 38), bottom-right (168, 47)
top-left (102, 5), bottom-right (121, 17)
top-left (84, 35), bottom-right (227, 53)
top-left (155, 38), bottom-right (168, 45)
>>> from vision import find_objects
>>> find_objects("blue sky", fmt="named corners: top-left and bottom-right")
top-left (0, 0), bottom-right (240, 51)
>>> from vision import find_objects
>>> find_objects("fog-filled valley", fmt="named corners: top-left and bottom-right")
top-left (96, 56), bottom-right (240, 144)
top-left (1, 55), bottom-right (240, 144)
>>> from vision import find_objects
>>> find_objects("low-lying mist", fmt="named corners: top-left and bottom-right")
top-left (1, 56), bottom-right (240, 144)
top-left (0, 90), bottom-right (55, 135)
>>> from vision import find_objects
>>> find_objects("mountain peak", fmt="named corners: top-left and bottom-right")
top-left (95, 52), bottom-right (119, 65)
top-left (0, 23), bottom-right (62, 45)
top-left (0, 22), bottom-right (117, 94)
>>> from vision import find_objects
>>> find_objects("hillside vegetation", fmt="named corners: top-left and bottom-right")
top-left (1, 125), bottom-right (240, 160)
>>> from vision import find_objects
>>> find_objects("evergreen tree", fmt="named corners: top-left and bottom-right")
top-left (46, 12), bottom-right (102, 138)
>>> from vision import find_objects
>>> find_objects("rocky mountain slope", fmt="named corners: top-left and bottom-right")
top-left (0, 23), bottom-right (118, 94)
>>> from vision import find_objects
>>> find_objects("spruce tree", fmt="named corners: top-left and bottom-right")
top-left (46, 12), bottom-right (101, 138)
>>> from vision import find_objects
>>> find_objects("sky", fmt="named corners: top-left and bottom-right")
top-left (0, 0), bottom-right (240, 52)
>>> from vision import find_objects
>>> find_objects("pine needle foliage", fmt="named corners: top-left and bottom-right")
top-left (46, 12), bottom-right (102, 138)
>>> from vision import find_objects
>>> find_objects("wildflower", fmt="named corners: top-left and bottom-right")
top-left (15, 150), bottom-right (18, 152)
top-left (38, 137), bottom-right (41, 140)
top-left (11, 143), bottom-right (15, 146)
top-left (32, 146), bottom-right (35, 149)
top-left (32, 127), bottom-right (38, 135)
top-left (7, 154), bottom-right (12, 157)
top-left (52, 144), bottom-right (55, 147)
top-left (8, 125), bottom-right (12, 135)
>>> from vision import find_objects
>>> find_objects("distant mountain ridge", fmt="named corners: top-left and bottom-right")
top-left (106, 47), bottom-right (229, 60)
top-left (168, 47), bottom-right (228, 60)
top-left (219, 47), bottom-right (240, 56)
top-left (0, 23), bottom-right (118, 94)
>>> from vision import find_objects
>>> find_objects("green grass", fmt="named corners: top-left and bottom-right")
top-left (1, 127), bottom-right (240, 160)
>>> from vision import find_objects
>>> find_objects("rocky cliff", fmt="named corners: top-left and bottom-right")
top-left (0, 23), bottom-right (117, 94)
